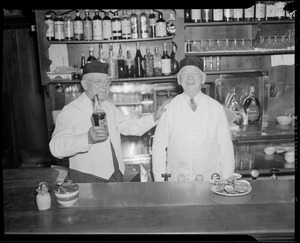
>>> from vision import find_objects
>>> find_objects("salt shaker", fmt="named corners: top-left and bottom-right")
top-left (36, 181), bottom-right (51, 211)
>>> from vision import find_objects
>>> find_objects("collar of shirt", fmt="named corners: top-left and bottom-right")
top-left (182, 91), bottom-right (202, 105)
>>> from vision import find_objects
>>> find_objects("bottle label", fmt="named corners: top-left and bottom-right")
top-left (244, 6), bottom-right (254, 19)
top-left (213, 9), bottom-right (223, 21)
top-left (247, 101), bottom-right (260, 121)
top-left (103, 20), bottom-right (112, 39)
top-left (140, 16), bottom-right (149, 38)
top-left (121, 19), bottom-right (131, 38)
top-left (54, 21), bottom-right (65, 40)
top-left (161, 59), bottom-right (171, 75)
top-left (224, 9), bottom-right (233, 18)
top-left (93, 20), bottom-right (102, 40)
top-left (130, 18), bottom-right (138, 38)
top-left (275, 2), bottom-right (285, 18)
top-left (234, 9), bottom-right (243, 19)
top-left (266, 3), bottom-right (276, 18)
top-left (256, 3), bottom-right (266, 19)
top-left (112, 21), bottom-right (122, 33)
top-left (191, 9), bottom-right (201, 21)
top-left (149, 18), bottom-right (156, 26)
top-left (45, 20), bottom-right (54, 38)
top-left (64, 20), bottom-right (74, 39)
top-left (74, 21), bottom-right (83, 34)
top-left (84, 21), bottom-right (93, 40)
top-left (156, 22), bottom-right (166, 37)
top-left (203, 9), bottom-right (211, 22)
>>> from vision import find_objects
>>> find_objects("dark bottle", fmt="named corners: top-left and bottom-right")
top-left (155, 12), bottom-right (167, 37)
top-left (93, 9), bottom-right (102, 41)
top-left (161, 42), bottom-right (171, 76)
top-left (125, 50), bottom-right (135, 78)
top-left (87, 45), bottom-right (96, 63)
top-left (243, 86), bottom-right (261, 124)
top-left (252, 23), bottom-right (263, 48)
top-left (170, 42), bottom-right (179, 75)
top-left (45, 13), bottom-right (54, 40)
top-left (112, 11), bottom-right (122, 40)
top-left (117, 44), bottom-right (126, 78)
top-left (166, 11), bottom-right (176, 36)
top-left (79, 53), bottom-right (86, 78)
top-left (74, 10), bottom-right (83, 41)
top-left (134, 42), bottom-right (145, 77)
top-left (83, 9), bottom-right (93, 41)
top-left (102, 11), bottom-right (112, 40)
top-left (149, 9), bottom-right (156, 37)
top-left (184, 9), bottom-right (191, 23)
top-left (92, 95), bottom-right (107, 129)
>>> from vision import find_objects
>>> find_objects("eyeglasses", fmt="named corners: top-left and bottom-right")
top-left (87, 79), bottom-right (112, 87)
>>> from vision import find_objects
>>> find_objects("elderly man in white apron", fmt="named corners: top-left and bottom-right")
top-left (152, 56), bottom-right (235, 182)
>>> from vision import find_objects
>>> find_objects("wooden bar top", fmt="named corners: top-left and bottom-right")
top-left (3, 168), bottom-right (296, 242)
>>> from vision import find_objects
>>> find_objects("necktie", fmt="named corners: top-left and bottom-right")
top-left (109, 140), bottom-right (120, 179)
top-left (190, 98), bottom-right (197, 112)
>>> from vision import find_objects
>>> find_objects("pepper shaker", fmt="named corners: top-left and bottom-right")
top-left (36, 181), bottom-right (51, 211)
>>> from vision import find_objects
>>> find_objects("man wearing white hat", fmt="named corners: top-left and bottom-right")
top-left (152, 56), bottom-right (235, 182)
top-left (50, 60), bottom-right (169, 182)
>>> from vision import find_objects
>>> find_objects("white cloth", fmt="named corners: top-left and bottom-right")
top-left (49, 92), bottom-right (156, 180)
top-left (152, 92), bottom-right (235, 182)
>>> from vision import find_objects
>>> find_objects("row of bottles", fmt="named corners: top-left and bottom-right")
top-left (45, 9), bottom-right (176, 42)
top-left (225, 86), bottom-right (261, 126)
top-left (77, 42), bottom-right (179, 79)
top-left (184, 1), bottom-right (295, 23)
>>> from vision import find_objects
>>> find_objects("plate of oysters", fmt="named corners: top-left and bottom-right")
top-left (209, 173), bottom-right (252, 197)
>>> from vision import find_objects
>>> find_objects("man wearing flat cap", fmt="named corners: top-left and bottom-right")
top-left (50, 61), bottom-right (169, 182)
top-left (152, 56), bottom-right (235, 182)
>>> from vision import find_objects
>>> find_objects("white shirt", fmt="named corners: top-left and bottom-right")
top-left (152, 92), bottom-right (235, 182)
top-left (49, 92), bottom-right (156, 180)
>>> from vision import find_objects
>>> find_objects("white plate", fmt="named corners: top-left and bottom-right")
top-left (209, 184), bottom-right (252, 197)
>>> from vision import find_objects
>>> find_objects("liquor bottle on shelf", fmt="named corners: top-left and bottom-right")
top-left (130, 9), bottom-right (139, 39)
top-left (121, 10), bottom-right (131, 39)
top-left (87, 45), bottom-right (96, 63)
top-left (255, 1), bottom-right (266, 21)
top-left (140, 9), bottom-right (149, 39)
top-left (184, 9), bottom-right (191, 23)
top-left (202, 9), bottom-right (212, 22)
top-left (265, 1), bottom-right (276, 20)
top-left (212, 9), bottom-right (223, 22)
top-left (244, 4), bottom-right (255, 21)
top-left (64, 14), bottom-right (74, 41)
top-left (103, 11), bottom-right (112, 40)
top-left (170, 42), bottom-right (179, 75)
top-left (161, 42), bottom-right (171, 76)
top-left (79, 53), bottom-right (86, 77)
top-left (97, 43), bottom-right (106, 63)
top-left (233, 8), bottom-right (244, 21)
top-left (134, 42), bottom-right (145, 77)
top-left (191, 9), bottom-right (201, 23)
top-left (112, 11), bottom-right (122, 40)
top-left (167, 11), bottom-right (176, 36)
top-left (275, 1), bottom-right (286, 20)
top-left (243, 86), bottom-right (261, 124)
top-left (74, 10), bottom-right (83, 41)
top-left (93, 9), bottom-right (102, 40)
top-left (149, 9), bottom-right (156, 38)
top-left (125, 50), bottom-right (135, 78)
top-left (226, 87), bottom-right (243, 126)
top-left (45, 13), bottom-right (54, 41)
top-left (108, 44), bottom-right (118, 79)
top-left (83, 9), bottom-right (93, 41)
top-left (144, 48), bottom-right (154, 77)
top-left (117, 44), bottom-right (126, 79)
top-left (285, 1), bottom-right (295, 19)
top-left (153, 47), bottom-right (162, 76)
top-left (156, 12), bottom-right (167, 37)
top-left (223, 9), bottom-right (233, 21)
top-left (54, 15), bottom-right (64, 41)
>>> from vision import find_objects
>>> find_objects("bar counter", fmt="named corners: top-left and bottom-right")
top-left (3, 168), bottom-right (296, 242)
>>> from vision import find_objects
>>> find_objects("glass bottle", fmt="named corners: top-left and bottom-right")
top-left (184, 9), bottom-right (191, 23)
top-left (97, 43), bottom-right (106, 63)
top-left (170, 42), bottom-right (179, 75)
top-left (191, 9), bottom-right (201, 23)
top-left (103, 11), bottom-right (112, 40)
top-left (166, 12), bottom-right (176, 36)
top-left (255, 1), bottom-right (266, 21)
top-left (79, 53), bottom-right (86, 77)
top-left (36, 182), bottom-right (51, 211)
top-left (156, 12), bottom-right (167, 37)
top-left (252, 23), bottom-right (263, 48)
top-left (233, 9), bottom-right (244, 21)
top-left (243, 86), bottom-right (261, 124)
top-left (93, 9), bottom-right (102, 40)
top-left (244, 5), bottom-right (255, 21)
top-left (227, 87), bottom-right (243, 126)
top-left (153, 47), bottom-right (162, 76)
top-left (92, 95), bottom-right (107, 129)
top-left (87, 45), bottom-right (96, 63)
top-left (275, 1), bottom-right (286, 20)
top-left (73, 10), bottom-right (83, 41)
top-left (54, 15), bottom-right (64, 41)
top-left (130, 10), bottom-right (139, 39)
top-left (125, 50), bottom-right (135, 78)
top-left (121, 10), bottom-right (131, 39)
top-left (144, 48), bottom-right (154, 77)
top-left (149, 9), bottom-right (156, 38)
top-left (202, 9), bottom-right (212, 22)
top-left (134, 42), bottom-right (144, 77)
top-left (112, 11), bottom-right (122, 40)
top-left (64, 14), bottom-right (74, 41)
top-left (265, 1), bottom-right (276, 20)
top-left (213, 9), bottom-right (223, 22)
top-left (161, 42), bottom-right (171, 76)
top-left (108, 44), bottom-right (118, 79)
top-left (223, 9), bottom-right (233, 21)
top-left (45, 13), bottom-right (54, 40)
top-left (140, 9), bottom-right (149, 39)
top-left (83, 9), bottom-right (93, 41)
top-left (117, 44), bottom-right (126, 79)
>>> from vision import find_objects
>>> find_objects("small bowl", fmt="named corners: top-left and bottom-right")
top-left (276, 116), bottom-right (293, 126)
top-left (54, 181), bottom-right (79, 207)
top-left (264, 146), bottom-right (275, 155)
